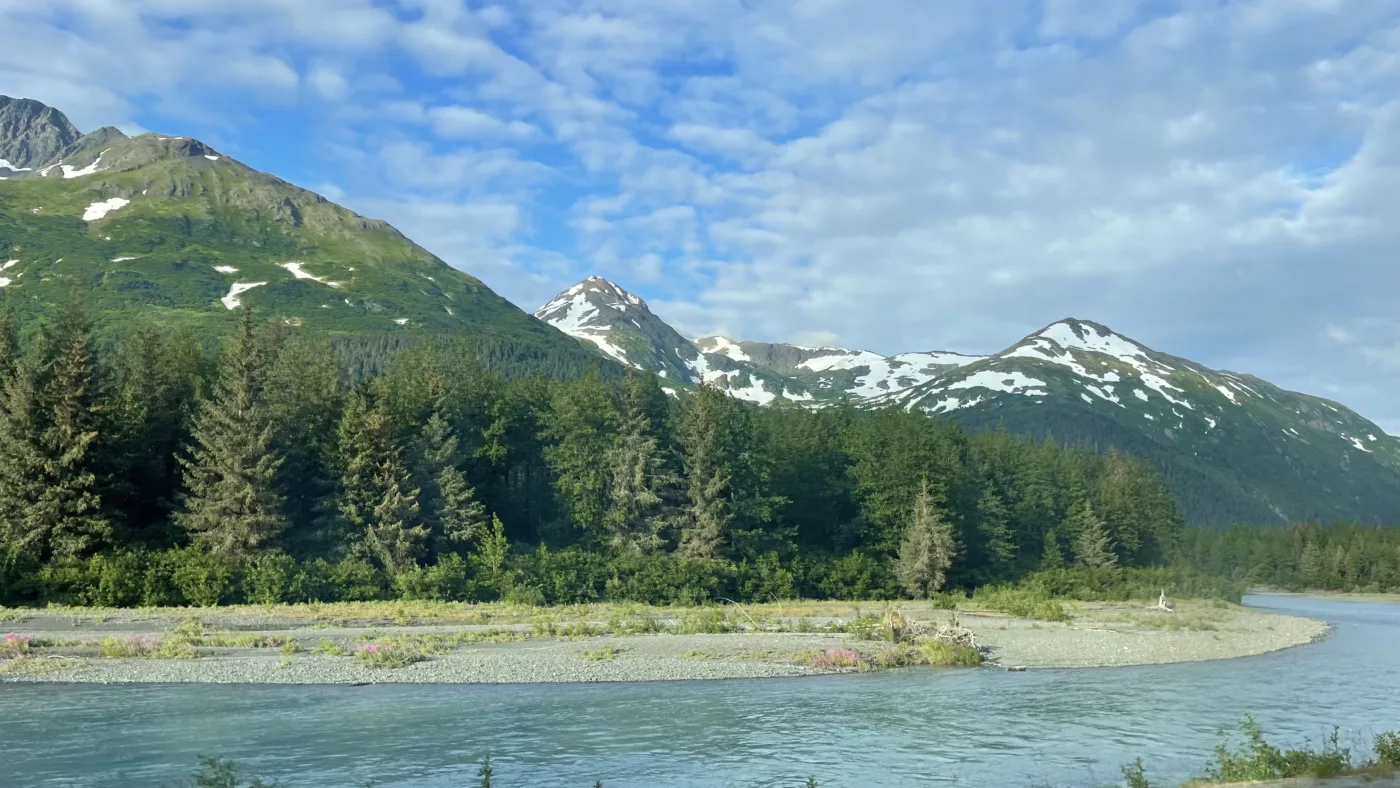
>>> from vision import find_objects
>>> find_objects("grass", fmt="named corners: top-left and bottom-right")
top-left (578, 644), bottom-right (625, 661)
top-left (795, 647), bottom-right (869, 671)
top-left (99, 635), bottom-right (200, 659)
top-left (0, 655), bottom-right (87, 674)
top-left (311, 638), bottom-right (346, 656)
top-left (353, 642), bottom-right (426, 669)
top-left (968, 586), bottom-right (1071, 622)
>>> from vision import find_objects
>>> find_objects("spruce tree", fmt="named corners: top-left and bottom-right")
top-left (541, 370), bottom-right (618, 543)
top-left (1069, 500), bottom-right (1117, 569)
top-left (896, 479), bottom-right (958, 598)
top-left (976, 485), bottom-right (1016, 581)
top-left (604, 374), bottom-right (681, 553)
top-left (336, 385), bottom-right (426, 571)
top-left (1040, 529), bottom-right (1065, 570)
top-left (0, 299), bottom-right (110, 560)
top-left (679, 385), bottom-right (734, 558)
top-left (177, 309), bottom-right (287, 555)
top-left (37, 300), bottom-right (111, 558)
top-left (1298, 540), bottom-right (1323, 587)
top-left (420, 404), bottom-right (487, 556)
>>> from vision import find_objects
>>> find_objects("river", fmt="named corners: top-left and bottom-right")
top-left (3, 594), bottom-right (1398, 788)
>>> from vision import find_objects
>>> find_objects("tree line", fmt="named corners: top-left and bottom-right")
top-left (1178, 524), bottom-right (1400, 592)
top-left (0, 301), bottom-right (1187, 607)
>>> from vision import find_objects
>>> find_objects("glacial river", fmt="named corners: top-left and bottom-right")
top-left (3, 594), bottom-right (1399, 788)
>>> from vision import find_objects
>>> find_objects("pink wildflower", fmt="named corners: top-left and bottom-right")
top-left (365, 644), bottom-right (381, 653)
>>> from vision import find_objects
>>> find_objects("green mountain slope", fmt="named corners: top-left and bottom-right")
top-left (872, 319), bottom-right (1400, 525)
top-left (0, 96), bottom-right (583, 357)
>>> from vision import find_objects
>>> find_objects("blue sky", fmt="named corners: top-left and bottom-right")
top-left (4, 0), bottom-right (1400, 430)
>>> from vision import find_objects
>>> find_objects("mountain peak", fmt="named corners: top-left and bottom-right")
top-left (0, 95), bottom-right (82, 171)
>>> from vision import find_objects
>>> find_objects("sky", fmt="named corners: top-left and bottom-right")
top-left (2, 0), bottom-right (1399, 431)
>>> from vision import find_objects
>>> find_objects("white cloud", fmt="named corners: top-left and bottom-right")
top-left (4, 0), bottom-right (1400, 430)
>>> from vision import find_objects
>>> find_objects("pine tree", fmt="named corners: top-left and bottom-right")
top-left (420, 405), bottom-right (487, 556)
top-left (679, 385), bottom-right (734, 558)
top-left (0, 299), bottom-right (111, 560)
top-left (541, 370), bottom-right (618, 542)
top-left (336, 385), bottom-right (426, 571)
top-left (265, 336), bottom-right (344, 556)
top-left (896, 479), bottom-right (958, 598)
top-left (1069, 500), bottom-right (1117, 569)
top-left (976, 485), bottom-right (1016, 581)
top-left (176, 309), bottom-right (287, 555)
top-left (37, 300), bottom-right (111, 558)
top-left (1041, 529), bottom-right (1065, 569)
top-left (604, 375), bottom-right (681, 553)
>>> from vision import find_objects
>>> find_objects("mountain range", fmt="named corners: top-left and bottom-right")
top-left (533, 276), bottom-right (1400, 526)
top-left (4, 94), bottom-right (1398, 527)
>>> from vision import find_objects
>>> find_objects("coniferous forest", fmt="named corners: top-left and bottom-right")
top-left (0, 299), bottom-right (1234, 608)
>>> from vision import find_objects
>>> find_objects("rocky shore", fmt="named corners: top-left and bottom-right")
top-left (0, 599), bottom-right (1329, 684)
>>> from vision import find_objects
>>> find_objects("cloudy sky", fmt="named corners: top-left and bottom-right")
top-left (3, 0), bottom-right (1399, 429)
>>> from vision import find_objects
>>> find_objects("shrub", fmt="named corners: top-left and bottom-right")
top-left (918, 640), bottom-right (982, 667)
top-left (815, 551), bottom-right (897, 601)
top-left (969, 585), bottom-right (1070, 622)
top-left (311, 638), bottom-right (346, 657)
top-left (579, 644), bottom-right (624, 661)
top-left (2, 632), bottom-right (33, 658)
top-left (797, 647), bottom-right (868, 670)
top-left (244, 553), bottom-right (298, 605)
top-left (171, 549), bottom-right (240, 607)
top-left (738, 552), bottom-right (796, 602)
top-left (1375, 731), bottom-right (1400, 767)
top-left (354, 642), bottom-right (426, 669)
top-left (675, 608), bottom-right (733, 634)
top-left (289, 558), bottom-right (335, 603)
top-left (1207, 717), bottom-right (1353, 781)
top-left (395, 553), bottom-right (471, 601)
top-left (330, 557), bottom-right (386, 602)
top-left (86, 552), bottom-right (146, 607)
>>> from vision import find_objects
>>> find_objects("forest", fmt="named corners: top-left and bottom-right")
top-left (0, 300), bottom-right (1194, 608)
top-left (1179, 524), bottom-right (1400, 593)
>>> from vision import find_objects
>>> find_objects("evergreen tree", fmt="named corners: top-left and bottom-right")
top-left (265, 336), bottom-right (344, 556)
top-left (0, 300), bottom-right (111, 560)
top-left (604, 375), bottom-right (681, 553)
top-left (36, 300), bottom-right (111, 558)
top-left (1041, 528), bottom-right (1065, 569)
top-left (336, 385), bottom-right (426, 571)
top-left (896, 479), bottom-right (958, 598)
top-left (679, 385), bottom-right (735, 558)
top-left (976, 485), bottom-right (1016, 581)
top-left (541, 370), bottom-right (618, 543)
top-left (176, 310), bottom-right (287, 555)
top-left (1069, 500), bottom-right (1117, 569)
top-left (420, 404), bottom-right (487, 557)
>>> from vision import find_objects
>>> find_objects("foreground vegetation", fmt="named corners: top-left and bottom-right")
top-left (1, 300), bottom-right (1193, 611)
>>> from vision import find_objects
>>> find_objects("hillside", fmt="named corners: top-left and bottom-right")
top-left (0, 95), bottom-right (588, 365)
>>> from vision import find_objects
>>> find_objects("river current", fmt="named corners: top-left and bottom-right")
top-left (3, 594), bottom-right (1398, 787)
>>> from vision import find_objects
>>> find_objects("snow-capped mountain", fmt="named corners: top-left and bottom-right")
top-left (534, 277), bottom-right (822, 403)
top-left (537, 280), bottom-right (1400, 525)
top-left (537, 278), bottom-right (976, 404)
top-left (877, 319), bottom-right (1400, 524)
top-left (695, 337), bottom-right (981, 399)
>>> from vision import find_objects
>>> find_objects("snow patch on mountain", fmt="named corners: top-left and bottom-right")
top-left (0, 159), bottom-right (31, 172)
top-left (699, 336), bottom-right (750, 362)
top-left (1, 259), bottom-right (16, 271)
top-left (58, 149), bottom-right (112, 179)
top-left (214, 266), bottom-right (238, 274)
top-left (82, 197), bottom-right (129, 221)
top-left (111, 256), bottom-right (138, 262)
top-left (281, 262), bottom-right (341, 288)
top-left (221, 282), bottom-right (265, 310)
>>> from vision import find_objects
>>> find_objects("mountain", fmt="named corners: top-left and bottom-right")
top-left (536, 277), bottom-right (979, 404)
top-left (535, 277), bottom-right (825, 403)
top-left (538, 279), bottom-right (1400, 526)
top-left (0, 95), bottom-right (586, 361)
top-left (870, 318), bottom-right (1400, 525)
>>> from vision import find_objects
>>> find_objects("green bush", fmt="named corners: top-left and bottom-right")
top-left (1375, 731), bottom-right (1400, 767)
top-left (329, 557), bottom-right (386, 602)
top-left (288, 558), bottom-right (334, 603)
top-left (970, 584), bottom-right (1070, 622)
top-left (738, 552), bottom-right (796, 602)
top-left (1207, 717), bottom-right (1353, 782)
top-left (87, 552), bottom-right (146, 607)
top-left (814, 551), bottom-right (897, 601)
top-left (171, 548), bottom-right (241, 607)
top-left (244, 552), bottom-right (297, 605)
top-left (394, 552), bottom-right (471, 601)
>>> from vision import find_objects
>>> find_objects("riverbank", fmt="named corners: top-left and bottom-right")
top-left (0, 598), bottom-right (1328, 684)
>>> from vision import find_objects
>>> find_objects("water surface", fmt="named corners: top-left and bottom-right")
top-left (3, 594), bottom-right (1398, 787)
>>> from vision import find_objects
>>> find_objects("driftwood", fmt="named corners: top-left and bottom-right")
top-left (929, 624), bottom-right (978, 650)
top-left (1149, 590), bottom-right (1175, 613)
